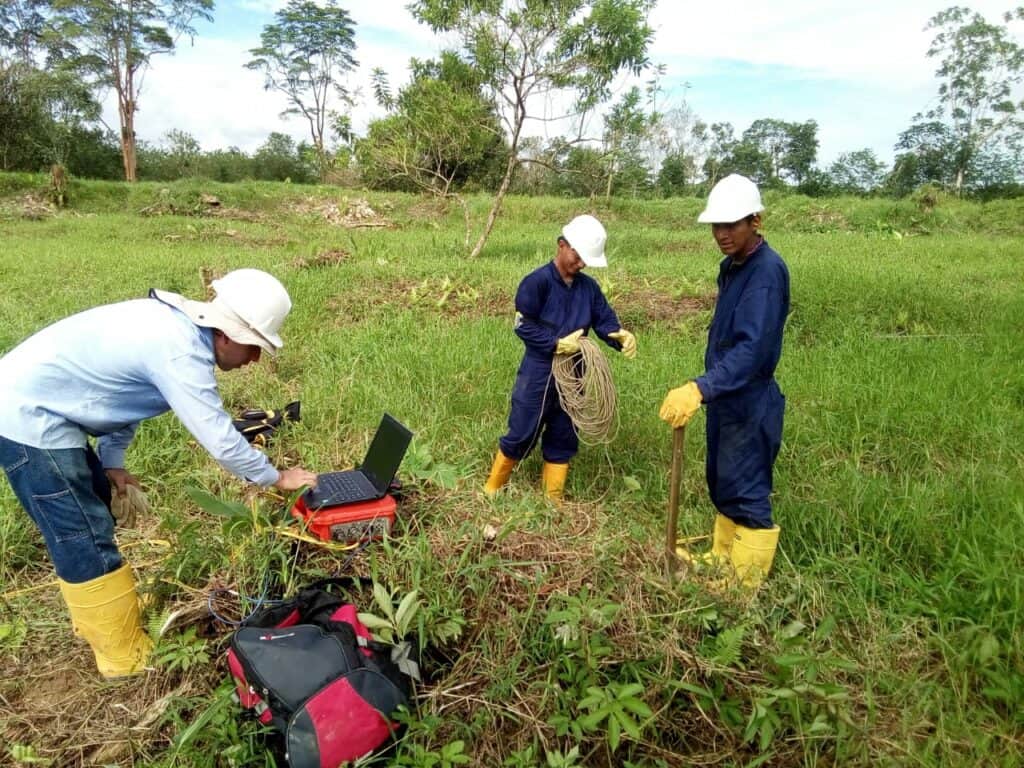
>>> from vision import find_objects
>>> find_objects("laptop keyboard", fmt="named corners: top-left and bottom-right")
top-left (316, 472), bottom-right (373, 503)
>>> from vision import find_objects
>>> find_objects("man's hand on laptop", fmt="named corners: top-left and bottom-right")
top-left (275, 467), bottom-right (318, 491)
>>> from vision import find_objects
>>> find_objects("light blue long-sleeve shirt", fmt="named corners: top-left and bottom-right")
top-left (0, 297), bottom-right (279, 487)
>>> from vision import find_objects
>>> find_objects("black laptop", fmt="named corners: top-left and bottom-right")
top-left (304, 413), bottom-right (413, 510)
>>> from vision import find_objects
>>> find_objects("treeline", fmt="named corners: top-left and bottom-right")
top-left (2, 1), bottom-right (1022, 202)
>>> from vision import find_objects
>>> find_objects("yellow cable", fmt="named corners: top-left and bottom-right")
top-left (273, 524), bottom-right (362, 552)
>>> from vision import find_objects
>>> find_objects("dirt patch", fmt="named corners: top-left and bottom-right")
top-left (291, 197), bottom-right (392, 228)
top-left (292, 248), bottom-right (351, 269)
top-left (323, 276), bottom-right (713, 327)
top-left (138, 193), bottom-right (268, 223)
top-left (161, 226), bottom-right (289, 248)
top-left (0, 193), bottom-right (57, 220)
top-left (326, 277), bottom-right (510, 323)
top-left (613, 282), bottom-right (716, 329)
top-left (406, 196), bottom-right (452, 221)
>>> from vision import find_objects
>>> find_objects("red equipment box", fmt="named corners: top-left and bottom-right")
top-left (291, 494), bottom-right (397, 544)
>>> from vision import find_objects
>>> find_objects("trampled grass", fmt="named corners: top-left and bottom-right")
top-left (0, 175), bottom-right (1022, 766)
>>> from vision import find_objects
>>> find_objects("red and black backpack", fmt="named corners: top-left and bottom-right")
top-left (226, 578), bottom-right (414, 767)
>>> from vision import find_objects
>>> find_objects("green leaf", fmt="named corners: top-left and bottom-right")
top-left (577, 710), bottom-right (607, 731)
top-left (780, 619), bottom-right (807, 639)
top-left (675, 681), bottom-right (714, 698)
top-left (356, 612), bottom-right (394, 630)
top-left (395, 589), bottom-right (420, 635)
top-left (620, 697), bottom-right (653, 718)
top-left (607, 712), bottom-right (621, 750)
top-left (615, 683), bottom-right (644, 699)
top-left (622, 475), bottom-right (642, 491)
top-left (615, 709), bottom-right (642, 739)
top-left (373, 581), bottom-right (396, 622)
top-left (185, 486), bottom-right (247, 518)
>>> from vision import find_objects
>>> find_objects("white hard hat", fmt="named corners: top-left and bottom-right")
top-left (561, 214), bottom-right (607, 268)
top-left (151, 268), bottom-right (291, 355)
top-left (698, 174), bottom-right (764, 224)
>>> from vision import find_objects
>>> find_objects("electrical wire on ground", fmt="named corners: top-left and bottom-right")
top-left (551, 335), bottom-right (618, 444)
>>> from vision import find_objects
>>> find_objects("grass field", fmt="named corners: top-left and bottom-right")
top-left (1, 175), bottom-right (1023, 767)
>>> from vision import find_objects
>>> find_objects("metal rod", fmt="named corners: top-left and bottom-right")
top-left (666, 426), bottom-right (685, 577)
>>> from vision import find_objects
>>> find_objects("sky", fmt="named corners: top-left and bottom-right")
top-left (104, 0), bottom-right (1021, 169)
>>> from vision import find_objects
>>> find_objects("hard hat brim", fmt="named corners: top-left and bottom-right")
top-left (151, 290), bottom-right (281, 356)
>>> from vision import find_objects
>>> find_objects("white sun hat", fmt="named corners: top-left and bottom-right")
top-left (151, 269), bottom-right (291, 355)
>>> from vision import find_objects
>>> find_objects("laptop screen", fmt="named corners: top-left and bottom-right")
top-left (360, 413), bottom-right (414, 492)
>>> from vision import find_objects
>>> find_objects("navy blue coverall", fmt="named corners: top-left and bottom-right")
top-left (694, 239), bottom-right (790, 529)
top-left (499, 262), bottom-right (623, 464)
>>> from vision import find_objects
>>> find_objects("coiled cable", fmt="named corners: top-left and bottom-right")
top-left (551, 335), bottom-right (617, 443)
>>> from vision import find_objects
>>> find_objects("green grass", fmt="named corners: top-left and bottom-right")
top-left (1, 176), bottom-right (1023, 766)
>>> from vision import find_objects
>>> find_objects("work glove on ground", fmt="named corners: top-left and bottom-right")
top-left (659, 381), bottom-right (704, 428)
top-left (555, 329), bottom-right (584, 355)
top-left (608, 329), bottom-right (637, 359)
top-left (233, 401), bottom-right (301, 446)
top-left (110, 484), bottom-right (149, 528)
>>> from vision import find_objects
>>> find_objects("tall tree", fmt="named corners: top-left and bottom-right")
top-left (54, 0), bottom-right (213, 182)
top-left (827, 148), bottom-right (887, 194)
top-left (730, 118), bottom-right (819, 187)
top-left (922, 5), bottom-right (1024, 194)
top-left (410, 0), bottom-right (654, 257)
top-left (700, 121), bottom-right (736, 188)
top-left (246, 0), bottom-right (357, 182)
top-left (888, 119), bottom-right (958, 195)
top-left (359, 53), bottom-right (506, 241)
top-left (602, 86), bottom-right (654, 198)
top-left (1, 0), bottom-right (54, 63)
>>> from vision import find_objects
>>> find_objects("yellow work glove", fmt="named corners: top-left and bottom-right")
top-left (110, 484), bottom-right (149, 529)
top-left (555, 329), bottom-right (584, 355)
top-left (659, 381), bottom-right (704, 428)
top-left (608, 329), bottom-right (637, 359)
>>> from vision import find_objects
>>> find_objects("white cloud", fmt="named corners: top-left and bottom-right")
top-left (102, 0), bottom-right (1019, 165)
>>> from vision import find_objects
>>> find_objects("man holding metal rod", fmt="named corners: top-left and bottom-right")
top-left (659, 174), bottom-right (790, 589)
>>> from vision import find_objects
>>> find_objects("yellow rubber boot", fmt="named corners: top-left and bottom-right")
top-left (483, 449), bottom-right (518, 496)
top-left (541, 462), bottom-right (569, 504)
top-left (677, 513), bottom-right (736, 566)
top-left (59, 564), bottom-right (153, 679)
top-left (729, 524), bottom-right (781, 589)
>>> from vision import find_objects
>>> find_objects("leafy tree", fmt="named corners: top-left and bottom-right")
top-left (921, 5), bottom-right (1024, 194)
top-left (887, 120), bottom-right (958, 195)
top-left (54, 0), bottom-right (213, 182)
top-left (65, 124), bottom-right (121, 178)
top-left (782, 119), bottom-right (819, 185)
top-left (828, 148), bottom-right (887, 194)
top-left (246, 0), bottom-right (357, 182)
top-left (409, 0), bottom-right (654, 257)
top-left (647, 96), bottom-right (707, 190)
top-left (657, 149), bottom-right (696, 196)
top-left (358, 53), bottom-right (506, 199)
top-left (0, 61), bottom-right (47, 169)
top-left (729, 118), bottom-right (819, 187)
top-left (561, 145), bottom-right (608, 198)
top-left (159, 128), bottom-right (202, 178)
top-left (0, 60), bottom-right (99, 171)
top-left (700, 121), bottom-right (736, 188)
top-left (201, 146), bottom-right (255, 183)
top-left (1, 0), bottom-right (55, 63)
top-left (601, 85), bottom-right (654, 198)
top-left (253, 131), bottom-right (314, 183)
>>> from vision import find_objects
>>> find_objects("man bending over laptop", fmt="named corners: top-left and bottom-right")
top-left (0, 269), bottom-right (317, 680)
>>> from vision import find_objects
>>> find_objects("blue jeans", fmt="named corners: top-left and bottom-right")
top-left (0, 435), bottom-right (120, 583)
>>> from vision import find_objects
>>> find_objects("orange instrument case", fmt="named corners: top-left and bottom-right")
top-left (291, 494), bottom-right (397, 544)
